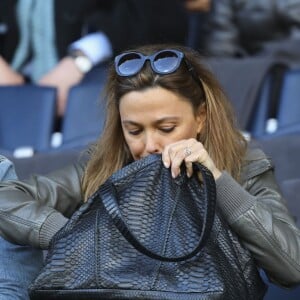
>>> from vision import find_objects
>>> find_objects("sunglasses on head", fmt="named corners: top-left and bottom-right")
top-left (114, 49), bottom-right (203, 88)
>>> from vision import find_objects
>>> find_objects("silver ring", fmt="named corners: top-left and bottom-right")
top-left (184, 147), bottom-right (192, 157)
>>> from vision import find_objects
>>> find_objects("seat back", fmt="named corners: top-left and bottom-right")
top-left (261, 269), bottom-right (300, 300)
top-left (0, 85), bottom-right (56, 152)
top-left (277, 68), bottom-right (300, 128)
top-left (248, 74), bottom-right (272, 137)
top-left (206, 57), bottom-right (279, 131)
top-left (9, 148), bottom-right (87, 180)
top-left (60, 83), bottom-right (106, 149)
top-left (256, 133), bottom-right (300, 183)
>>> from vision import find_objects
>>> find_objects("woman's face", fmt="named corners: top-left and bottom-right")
top-left (119, 86), bottom-right (205, 160)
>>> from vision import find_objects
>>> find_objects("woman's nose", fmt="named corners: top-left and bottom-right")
top-left (144, 134), bottom-right (160, 154)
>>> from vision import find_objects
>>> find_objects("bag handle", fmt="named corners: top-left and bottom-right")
top-left (98, 162), bottom-right (216, 262)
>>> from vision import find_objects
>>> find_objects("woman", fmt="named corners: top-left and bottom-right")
top-left (0, 44), bottom-right (299, 291)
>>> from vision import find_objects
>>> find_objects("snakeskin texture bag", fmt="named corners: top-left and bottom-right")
top-left (29, 154), bottom-right (266, 299)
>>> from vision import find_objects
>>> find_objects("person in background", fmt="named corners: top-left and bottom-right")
top-left (0, 44), bottom-right (299, 296)
top-left (0, 0), bottom-right (188, 117)
top-left (205, 0), bottom-right (300, 58)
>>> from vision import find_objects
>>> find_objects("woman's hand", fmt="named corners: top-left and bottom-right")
top-left (38, 57), bottom-right (84, 116)
top-left (162, 138), bottom-right (221, 180)
top-left (184, 0), bottom-right (211, 12)
top-left (0, 56), bottom-right (24, 85)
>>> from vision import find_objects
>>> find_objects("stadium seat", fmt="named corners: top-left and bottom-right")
top-left (8, 148), bottom-right (87, 180)
top-left (206, 57), bottom-right (282, 131)
top-left (0, 85), bottom-right (56, 154)
top-left (255, 133), bottom-right (300, 183)
top-left (248, 74), bottom-right (272, 137)
top-left (60, 83), bottom-right (106, 149)
top-left (277, 68), bottom-right (300, 129)
top-left (262, 269), bottom-right (300, 300)
top-left (252, 68), bottom-right (300, 138)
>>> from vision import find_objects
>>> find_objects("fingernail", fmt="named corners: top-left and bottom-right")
top-left (163, 161), bottom-right (169, 168)
top-left (172, 171), bottom-right (176, 178)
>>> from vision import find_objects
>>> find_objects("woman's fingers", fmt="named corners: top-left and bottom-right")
top-left (162, 138), bottom-right (221, 179)
top-left (162, 139), bottom-right (200, 178)
top-left (185, 161), bottom-right (193, 178)
top-left (163, 142), bottom-right (187, 178)
top-left (162, 140), bottom-right (187, 169)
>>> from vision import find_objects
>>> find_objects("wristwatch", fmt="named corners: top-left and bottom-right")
top-left (70, 51), bottom-right (93, 74)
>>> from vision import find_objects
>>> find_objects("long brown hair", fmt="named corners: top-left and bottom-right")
top-left (82, 44), bottom-right (247, 199)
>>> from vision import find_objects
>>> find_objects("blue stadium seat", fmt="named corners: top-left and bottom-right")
top-left (253, 68), bottom-right (300, 137)
top-left (248, 74), bottom-right (272, 137)
top-left (0, 85), bottom-right (56, 153)
top-left (8, 148), bottom-right (87, 180)
top-left (248, 63), bottom-right (288, 138)
top-left (277, 69), bottom-right (300, 129)
top-left (206, 57), bottom-right (280, 131)
top-left (60, 83), bottom-right (106, 149)
top-left (255, 133), bottom-right (300, 183)
top-left (262, 269), bottom-right (300, 300)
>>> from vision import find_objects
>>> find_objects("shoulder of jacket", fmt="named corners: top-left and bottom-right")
top-left (241, 147), bottom-right (273, 182)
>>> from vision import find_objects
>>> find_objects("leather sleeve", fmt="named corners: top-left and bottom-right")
top-left (0, 163), bottom-right (84, 249)
top-left (216, 150), bottom-right (300, 287)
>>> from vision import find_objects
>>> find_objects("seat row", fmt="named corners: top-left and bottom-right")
top-left (0, 83), bottom-right (106, 156)
top-left (1, 58), bottom-right (300, 155)
top-left (207, 57), bottom-right (300, 139)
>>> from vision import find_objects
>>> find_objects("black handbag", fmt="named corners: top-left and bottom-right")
top-left (29, 154), bottom-right (266, 299)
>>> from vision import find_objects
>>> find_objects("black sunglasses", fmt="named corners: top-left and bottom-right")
top-left (114, 49), bottom-right (203, 88)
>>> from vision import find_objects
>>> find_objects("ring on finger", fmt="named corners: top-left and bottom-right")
top-left (184, 147), bottom-right (192, 157)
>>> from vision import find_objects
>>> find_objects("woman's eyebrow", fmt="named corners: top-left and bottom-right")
top-left (122, 120), bottom-right (140, 126)
top-left (155, 117), bottom-right (180, 124)
top-left (122, 117), bottom-right (180, 126)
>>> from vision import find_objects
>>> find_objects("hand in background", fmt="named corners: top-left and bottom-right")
top-left (185, 0), bottom-right (211, 12)
top-left (38, 57), bottom-right (84, 116)
top-left (0, 56), bottom-right (24, 85)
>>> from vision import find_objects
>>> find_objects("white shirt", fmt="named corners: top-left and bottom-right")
top-left (69, 32), bottom-right (113, 65)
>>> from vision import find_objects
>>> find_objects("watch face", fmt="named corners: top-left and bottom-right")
top-left (75, 56), bottom-right (92, 73)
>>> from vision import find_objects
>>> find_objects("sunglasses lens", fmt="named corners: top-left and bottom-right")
top-left (153, 50), bottom-right (181, 74)
top-left (117, 53), bottom-right (143, 76)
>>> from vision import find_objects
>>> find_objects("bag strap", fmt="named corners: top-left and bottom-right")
top-left (98, 162), bottom-right (216, 262)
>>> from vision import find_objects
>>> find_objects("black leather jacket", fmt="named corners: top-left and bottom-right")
top-left (206, 0), bottom-right (300, 57)
top-left (0, 148), bottom-right (299, 288)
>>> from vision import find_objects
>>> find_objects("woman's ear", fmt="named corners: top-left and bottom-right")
top-left (196, 103), bottom-right (206, 134)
